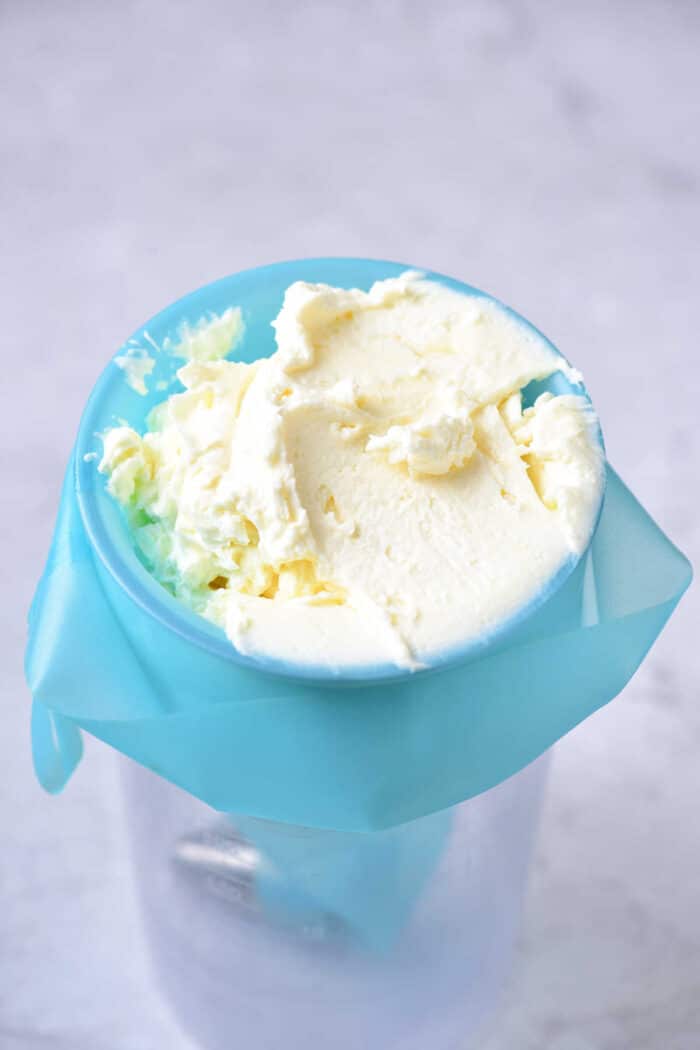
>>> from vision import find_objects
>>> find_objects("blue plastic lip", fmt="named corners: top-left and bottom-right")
top-left (75, 257), bottom-right (606, 687)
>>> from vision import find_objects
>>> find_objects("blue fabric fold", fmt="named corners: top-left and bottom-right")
top-left (26, 460), bottom-right (691, 831)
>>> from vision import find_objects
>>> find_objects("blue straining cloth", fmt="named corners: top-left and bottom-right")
top-left (25, 260), bottom-right (692, 832)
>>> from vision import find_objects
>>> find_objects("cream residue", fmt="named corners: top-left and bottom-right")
top-left (100, 273), bottom-right (604, 670)
top-left (114, 308), bottom-right (243, 396)
top-left (166, 307), bottom-right (243, 362)
top-left (114, 348), bottom-right (155, 395)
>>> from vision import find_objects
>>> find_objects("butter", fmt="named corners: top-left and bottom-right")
top-left (100, 273), bottom-right (604, 670)
top-left (365, 390), bottom-right (476, 476)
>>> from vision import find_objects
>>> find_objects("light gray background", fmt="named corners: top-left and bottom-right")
top-left (2, 1), bottom-right (699, 1048)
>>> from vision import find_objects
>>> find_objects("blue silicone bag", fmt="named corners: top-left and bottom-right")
top-left (25, 259), bottom-right (692, 831)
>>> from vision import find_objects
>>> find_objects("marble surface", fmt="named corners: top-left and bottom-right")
top-left (2, 1), bottom-right (699, 1047)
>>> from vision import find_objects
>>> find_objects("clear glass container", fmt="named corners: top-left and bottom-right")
top-left (121, 751), bottom-right (550, 1050)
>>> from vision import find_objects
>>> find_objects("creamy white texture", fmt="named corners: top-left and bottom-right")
top-left (100, 273), bottom-right (604, 670)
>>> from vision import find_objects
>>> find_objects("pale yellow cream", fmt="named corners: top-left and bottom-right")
top-left (100, 273), bottom-right (604, 669)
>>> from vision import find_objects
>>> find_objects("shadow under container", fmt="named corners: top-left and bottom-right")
top-left (122, 750), bottom-right (550, 1050)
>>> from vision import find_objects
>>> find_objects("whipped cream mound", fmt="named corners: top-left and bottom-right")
top-left (100, 273), bottom-right (604, 671)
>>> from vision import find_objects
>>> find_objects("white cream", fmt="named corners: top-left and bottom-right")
top-left (100, 273), bottom-right (604, 670)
